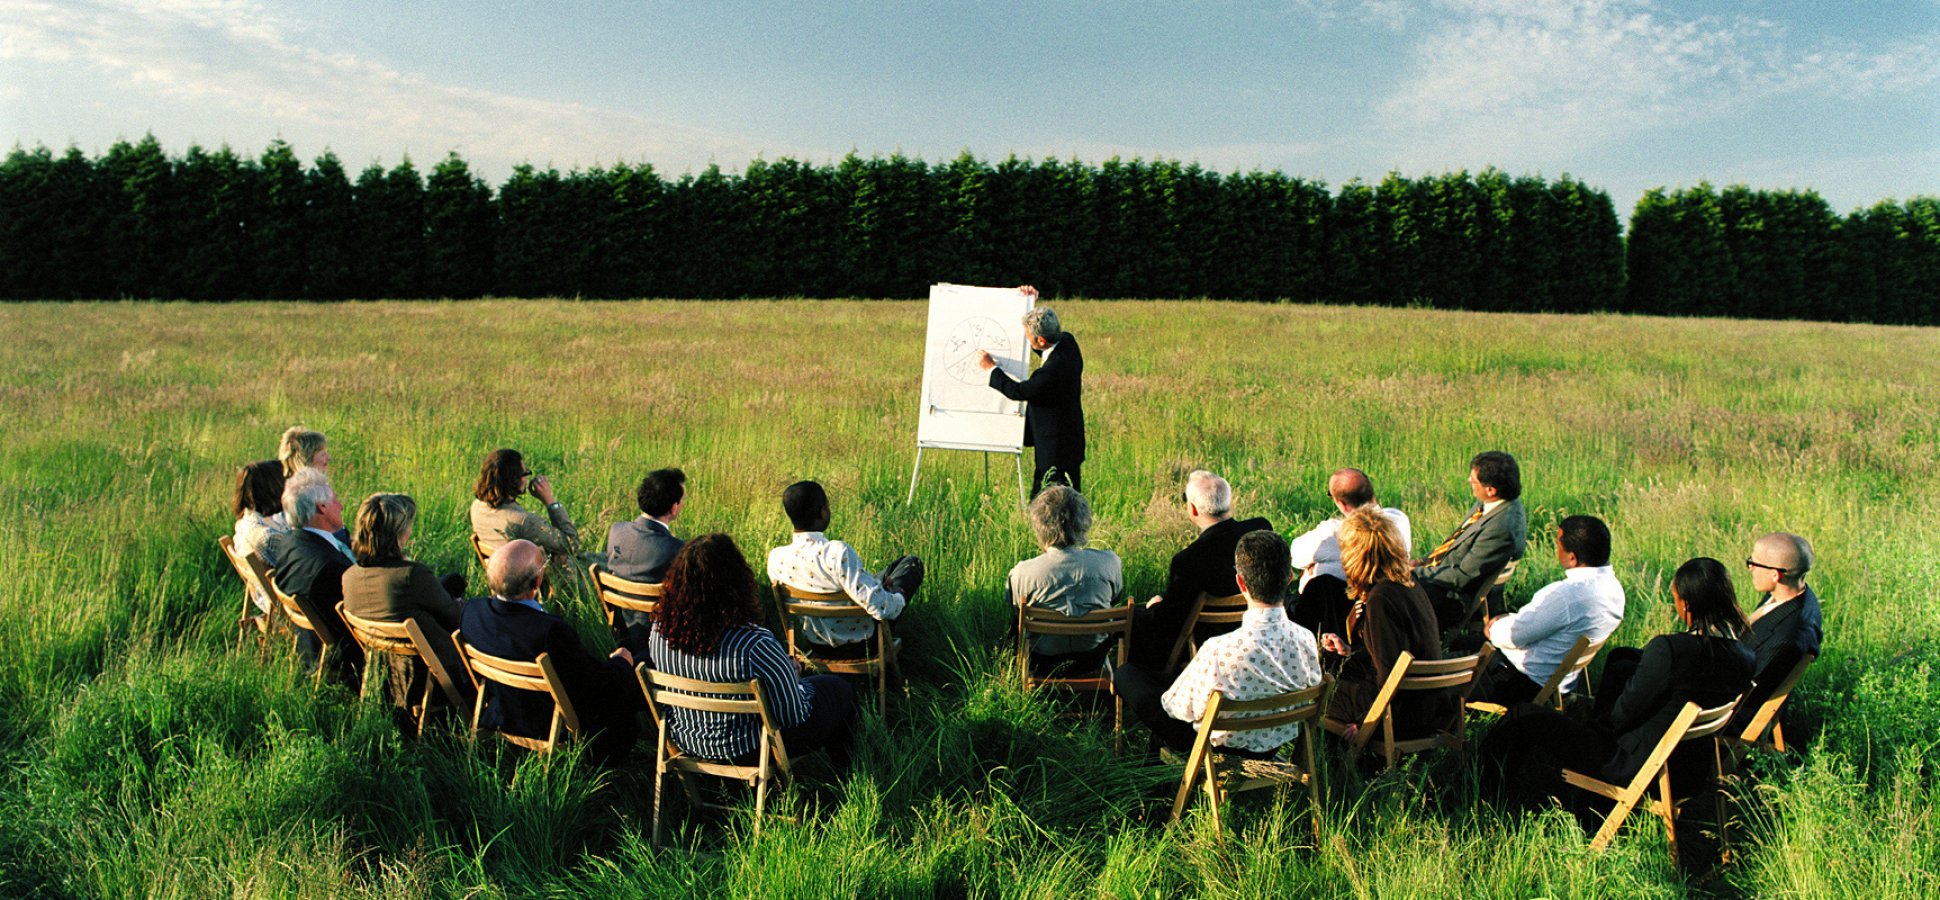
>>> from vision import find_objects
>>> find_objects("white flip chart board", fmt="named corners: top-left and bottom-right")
top-left (915, 283), bottom-right (1033, 452)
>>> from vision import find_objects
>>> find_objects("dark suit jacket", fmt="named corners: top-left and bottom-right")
top-left (342, 558), bottom-right (466, 707)
top-left (1327, 580), bottom-right (1460, 739)
top-left (989, 332), bottom-right (1085, 470)
top-left (268, 528), bottom-right (360, 664)
top-left (1131, 516), bottom-right (1272, 670)
top-left (1414, 498), bottom-right (1528, 625)
top-left (1737, 586), bottom-right (1823, 723)
top-left (607, 517), bottom-right (684, 583)
top-left (458, 597), bottom-right (637, 747)
top-left (1599, 631), bottom-right (1753, 784)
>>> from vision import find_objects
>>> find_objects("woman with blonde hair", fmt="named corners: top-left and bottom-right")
top-left (341, 492), bottom-right (469, 710)
top-left (1322, 506), bottom-right (1460, 739)
top-left (278, 427), bottom-right (330, 477)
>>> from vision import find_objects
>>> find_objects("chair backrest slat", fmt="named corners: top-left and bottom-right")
top-left (1191, 592), bottom-right (1248, 625)
top-left (1681, 701), bottom-right (1739, 742)
top-left (592, 564), bottom-right (663, 611)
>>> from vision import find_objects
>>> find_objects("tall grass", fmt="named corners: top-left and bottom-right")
top-left (0, 300), bottom-right (1935, 897)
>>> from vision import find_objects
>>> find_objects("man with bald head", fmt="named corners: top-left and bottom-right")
top-left (458, 539), bottom-right (643, 765)
top-left (1287, 467), bottom-right (1411, 638)
top-left (1128, 469), bottom-right (1272, 672)
top-left (1738, 532), bottom-right (1824, 728)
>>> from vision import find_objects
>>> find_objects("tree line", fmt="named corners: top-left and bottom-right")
top-left (0, 136), bottom-right (1933, 324)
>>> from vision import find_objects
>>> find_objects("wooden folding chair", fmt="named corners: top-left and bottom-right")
top-left (217, 535), bottom-right (283, 647)
top-left (1562, 699), bottom-right (1738, 863)
top-left (1322, 650), bottom-right (1482, 771)
top-left (470, 533), bottom-right (494, 570)
top-left (1169, 682), bottom-right (1327, 840)
top-left (1162, 591), bottom-right (1249, 672)
top-left (335, 602), bottom-right (469, 736)
top-left (452, 629), bottom-right (583, 754)
top-left (1452, 558), bottom-right (1520, 632)
top-left (1017, 599), bottom-right (1135, 753)
top-left (637, 666), bottom-right (804, 846)
top-left (772, 582), bottom-right (895, 717)
top-left (590, 562), bottom-right (663, 642)
top-left (1467, 633), bottom-right (1609, 717)
top-left (1730, 653), bottom-right (1814, 759)
top-left (267, 573), bottom-right (343, 688)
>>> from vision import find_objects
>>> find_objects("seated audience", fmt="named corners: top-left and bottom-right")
top-left (606, 467), bottom-right (688, 645)
top-left (458, 540), bottom-right (642, 765)
top-left (1465, 515), bottom-right (1625, 706)
top-left (1288, 467), bottom-right (1411, 639)
top-left (1480, 558), bottom-right (1754, 821)
top-left (1114, 530), bottom-right (1322, 756)
top-left (267, 469), bottom-right (362, 675)
top-left (1323, 507), bottom-right (1459, 741)
top-left (231, 459), bottom-right (289, 596)
top-left (1413, 450), bottom-right (1529, 631)
top-left (1006, 485), bottom-right (1124, 675)
top-left (1129, 470), bottom-right (1271, 672)
top-left (649, 534), bottom-right (857, 766)
top-left (471, 447), bottom-right (582, 559)
top-left (341, 492), bottom-right (469, 711)
top-left (766, 480), bottom-right (924, 660)
top-left (1736, 532), bottom-right (1825, 731)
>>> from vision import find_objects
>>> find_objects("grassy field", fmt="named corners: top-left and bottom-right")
top-left (0, 299), bottom-right (1936, 898)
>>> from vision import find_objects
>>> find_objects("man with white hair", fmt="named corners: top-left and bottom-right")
top-left (1129, 469), bottom-right (1272, 672)
top-left (1738, 531), bottom-right (1824, 728)
top-left (1287, 467), bottom-right (1411, 638)
top-left (267, 468), bottom-right (362, 675)
top-left (976, 285), bottom-right (1086, 496)
top-left (458, 539), bottom-right (642, 766)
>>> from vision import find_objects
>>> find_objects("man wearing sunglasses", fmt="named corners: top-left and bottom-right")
top-left (1739, 532), bottom-right (1824, 729)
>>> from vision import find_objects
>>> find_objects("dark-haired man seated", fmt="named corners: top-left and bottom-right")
top-left (766, 480), bottom-right (923, 661)
top-left (1466, 515), bottom-right (1625, 707)
top-left (1414, 450), bottom-right (1529, 631)
top-left (606, 467), bottom-right (687, 646)
top-left (1113, 530), bottom-right (1323, 757)
top-left (459, 540), bottom-right (642, 766)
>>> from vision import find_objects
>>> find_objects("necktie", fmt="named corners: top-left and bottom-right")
top-left (1424, 506), bottom-right (1485, 565)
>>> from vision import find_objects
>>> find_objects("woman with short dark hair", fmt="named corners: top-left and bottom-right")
top-left (470, 447), bottom-right (580, 559)
top-left (230, 459), bottom-right (290, 606)
top-left (1480, 557), bottom-right (1755, 823)
top-left (649, 534), bottom-right (856, 767)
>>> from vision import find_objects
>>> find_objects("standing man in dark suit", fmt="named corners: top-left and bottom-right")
top-left (606, 467), bottom-right (686, 646)
top-left (976, 286), bottom-right (1085, 496)
top-left (268, 468), bottom-right (362, 676)
top-left (459, 540), bottom-right (643, 766)
top-left (1413, 450), bottom-right (1528, 632)
top-left (1129, 469), bottom-right (1272, 672)
top-left (1737, 531), bottom-right (1824, 730)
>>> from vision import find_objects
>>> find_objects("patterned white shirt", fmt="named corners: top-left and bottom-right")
top-left (1288, 507), bottom-right (1412, 592)
top-left (767, 532), bottom-right (905, 648)
top-left (1161, 605), bottom-right (1324, 752)
top-left (1486, 565), bottom-right (1625, 691)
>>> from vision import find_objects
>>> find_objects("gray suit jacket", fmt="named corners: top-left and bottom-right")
top-left (606, 516), bottom-right (683, 584)
top-left (1413, 498), bottom-right (1527, 607)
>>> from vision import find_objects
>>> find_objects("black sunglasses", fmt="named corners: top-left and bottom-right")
top-left (1745, 558), bottom-right (1788, 573)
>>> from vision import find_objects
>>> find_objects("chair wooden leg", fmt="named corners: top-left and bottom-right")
top-left (1590, 790), bottom-right (1640, 852)
top-left (1656, 769), bottom-right (1680, 866)
top-left (1204, 756), bottom-right (1224, 839)
top-left (1304, 732), bottom-right (1323, 844)
top-left (1770, 721), bottom-right (1787, 753)
top-left (651, 766), bottom-right (667, 848)
top-left (753, 754), bottom-right (770, 838)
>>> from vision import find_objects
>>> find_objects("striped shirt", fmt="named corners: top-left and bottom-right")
top-left (648, 623), bottom-right (815, 761)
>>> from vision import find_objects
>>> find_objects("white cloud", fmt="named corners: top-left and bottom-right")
top-left (0, 0), bottom-right (770, 173)
top-left (1375, 0), bottom-right (1940, 168)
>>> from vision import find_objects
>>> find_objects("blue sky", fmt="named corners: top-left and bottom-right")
top-left (3, 0), bottom-right (1935, 216)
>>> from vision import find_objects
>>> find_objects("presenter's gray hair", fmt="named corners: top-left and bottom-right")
top-left (1184, 469), bottom-right (1232, 517)
top-left (282, 468), bottom-right (334, 527)
top-left (1029, 484), bottom-right (1092, 549)
top-left (1023, 307), bottom-right (1061, 342)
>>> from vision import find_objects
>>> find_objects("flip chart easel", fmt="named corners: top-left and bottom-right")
top-left (907, 284), bottom-right (1032, 509)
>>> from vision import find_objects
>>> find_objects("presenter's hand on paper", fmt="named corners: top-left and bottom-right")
top-left (976, 350), bottom-right (997, 371)
top-left (1016, 284), bottom-right (1038, 300)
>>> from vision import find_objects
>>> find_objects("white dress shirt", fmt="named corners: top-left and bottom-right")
top-left (1485, 565), bottom-right (1625, 691)
top-left (1161, 605), bottom-right (1324, 752)
top-left (1288, 507), bottom-right (1412, 591)
top-left (767, 532), bottom-right (906, 648)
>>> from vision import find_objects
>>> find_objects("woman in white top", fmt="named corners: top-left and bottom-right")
top-left (231, 459), bottom-right (289, 610)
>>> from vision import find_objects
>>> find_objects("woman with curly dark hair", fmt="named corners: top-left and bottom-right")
top-left (649, 534), bottom-right (856, 767)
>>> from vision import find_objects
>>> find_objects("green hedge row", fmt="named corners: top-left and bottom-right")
top-left (1, 136), bottom-right (1934, 324)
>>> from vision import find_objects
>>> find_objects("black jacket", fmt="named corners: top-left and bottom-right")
top-left (458, 597), bottom-right (638, 748)
top-left (1131, 516), bottom-right (1273, 669)
top-left (268, 528), bottom-right (360, 663)
top-left (1736, 586), bottom-right (1823, 725)
top-left (1599, 631), bottom-right (1753, 783)
top-left (989, 333), bottom-right (1085, 470)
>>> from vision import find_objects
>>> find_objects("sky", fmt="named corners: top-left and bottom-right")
top-left (3, 0), bottom-right (1936, 217)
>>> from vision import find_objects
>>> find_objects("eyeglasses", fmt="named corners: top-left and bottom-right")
top-left (1745, 558), bottom-right (1788, 574)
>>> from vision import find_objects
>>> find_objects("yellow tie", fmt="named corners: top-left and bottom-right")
top-left (1424, 506), bottom-right (1486, 565)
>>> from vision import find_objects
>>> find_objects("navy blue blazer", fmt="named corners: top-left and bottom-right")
top-left (989, 332), bottom-right (1085, 470)
top-left (1738, 586), bottom-right (1823, 722)
top-left (458, 597), bottom-right (635, 740)
top-left (268, 528), bottom-right (359, 660)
